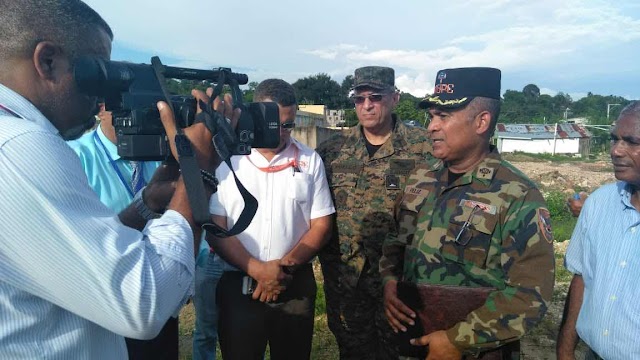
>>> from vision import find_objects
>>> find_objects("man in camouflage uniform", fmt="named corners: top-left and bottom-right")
top-left (317, 66), bottom-right (436, 359)
top-left (379, 68), bottom-right (555, 359)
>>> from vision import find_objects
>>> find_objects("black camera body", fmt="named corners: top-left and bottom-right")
top-left (74, 56), bottom-right (280, 161)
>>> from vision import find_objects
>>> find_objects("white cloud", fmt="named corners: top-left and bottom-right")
top-left (84, 0), bottom-right (640, 99)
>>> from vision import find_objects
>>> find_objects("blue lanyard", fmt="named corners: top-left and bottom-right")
top-left (93, 131), bottom-right (137, 198)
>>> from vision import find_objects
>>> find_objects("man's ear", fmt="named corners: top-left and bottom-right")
top-left (475, 110), bottom-right (492, 136)
top-left (32, 41), bottom-right (64, 81)
top-left (391, 91), bottom-right (400, 106)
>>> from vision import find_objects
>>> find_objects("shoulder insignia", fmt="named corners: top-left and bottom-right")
top-left (459, 199), bottom-right (497, 215)
top-left (476, 167), bottom-right (495, 180)
top-left (537, 208), bottom-right (553, 243)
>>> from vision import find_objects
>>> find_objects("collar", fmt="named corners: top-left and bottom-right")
top-left (618, 181), bottom-right (638, 210)
top-left (96, 124), bottom-right (121, 160)
top-left (249, 137), bottom-right (299, 166)
top-left (351, 114), bottom-right (410, 160)
top-left (436, 146), bottom-right (502, 187)
top-left (0, 83), bottom-right (60, 136)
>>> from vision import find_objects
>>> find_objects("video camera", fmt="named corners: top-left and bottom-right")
top-left (73, 56), bottom-right (281, 161)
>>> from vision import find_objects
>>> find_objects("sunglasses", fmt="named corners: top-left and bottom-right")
top-left (454, 205), bottom-right (481, 246)
top-left (350, 93), bottom-right (389, 104)
top-left (281, 121), bottom-right (296, 130)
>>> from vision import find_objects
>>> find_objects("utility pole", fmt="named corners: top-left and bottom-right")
top-left (552, 123), bottom-right (558, 156)
top-left (607, 103), bottom-right (621, 123)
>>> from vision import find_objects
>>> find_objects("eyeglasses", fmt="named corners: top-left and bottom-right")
top-left (454, 205), bottom-right (481, 246)
top-left (350, 93), bottom-right (388, 104)
top-left (281, 121), bottom-right (296, 130)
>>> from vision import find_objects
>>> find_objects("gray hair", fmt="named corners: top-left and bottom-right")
top-left (618, 101), bottom-right (640, 120)
top-left (468, 96), bottom-right (501, 136)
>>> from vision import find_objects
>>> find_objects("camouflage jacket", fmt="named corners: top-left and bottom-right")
top-left (317, 118), bottom-right (436, 287)
top-left (379, 147), bottom-right (555, 352)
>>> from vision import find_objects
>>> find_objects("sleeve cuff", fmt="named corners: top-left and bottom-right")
top-left (445, 323), bottom-right (476, 353)
top-left (381, 275), bottom-right (399, 287)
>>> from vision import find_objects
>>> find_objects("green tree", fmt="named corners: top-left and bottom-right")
top-left (242, 81), bottom-right (258, 103)
top-left (344, 108), bottom-right (358, 127)
top-left (292, 73), bottom-right (343, 109)
top-left (395, 99), bottom-right (425, 125)
top-left (341, 75), bottom-right (354, 96)
top-left (522, 84), bottom-right (541, 99)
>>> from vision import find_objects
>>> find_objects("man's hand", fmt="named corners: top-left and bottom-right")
top-left (143, 161), bottom-right (180, 213)
top-left (250, 260), bottom-right (292, 303)
top-left (411, 330), bottom-right (462, 360)
top-left (383, 280), bottom-right (416, 332)
top-left (566, 191), bottom-right (588, 218)
top-left (157, 90), bottom-right (240, 171)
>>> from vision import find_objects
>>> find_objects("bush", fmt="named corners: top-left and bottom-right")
top-left (543, 190), bottom-right (577, 241)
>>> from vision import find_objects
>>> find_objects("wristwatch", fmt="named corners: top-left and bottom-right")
top-left (133, 187), bottom-right (163, 220)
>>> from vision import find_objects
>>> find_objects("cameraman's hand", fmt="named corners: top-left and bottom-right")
top-left (157, 91), bottom-right (240, 171)
top-left (143, 161), bottom-right (181, 213)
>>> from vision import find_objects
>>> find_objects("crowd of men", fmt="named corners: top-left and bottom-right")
top-left (0, 1), bottom-right (637, 360)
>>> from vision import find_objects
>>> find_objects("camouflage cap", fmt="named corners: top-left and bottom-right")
top-left (352, 66), bottom-right (395, 91)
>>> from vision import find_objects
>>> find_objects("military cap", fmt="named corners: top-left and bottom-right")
top-left (352, 66), bottom-right (395, 91)
top-left (418, 67), bottom-right (501, 109)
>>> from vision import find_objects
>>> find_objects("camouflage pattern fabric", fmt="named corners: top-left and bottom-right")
top-left (379, 147), bottom-right (555, 354)
top-left (317, 117), bottom-right (437, 359)
top-left (353, 66), bottom-right (395, 91)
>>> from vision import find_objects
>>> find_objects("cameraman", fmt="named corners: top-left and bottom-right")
top-left (0, 1), bottom-right (239, 358)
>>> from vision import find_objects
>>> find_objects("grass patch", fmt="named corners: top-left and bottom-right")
top-left (543, 190), bottom-right (578, 242)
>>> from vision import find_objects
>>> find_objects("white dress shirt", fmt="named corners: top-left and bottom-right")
top-left (209, 138), bottom-right (335, 266)
top-left (0, 83), bottom-right (194, 359)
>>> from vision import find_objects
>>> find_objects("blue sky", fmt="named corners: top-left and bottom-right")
top-left (84, 0), bottom-right (640, 100)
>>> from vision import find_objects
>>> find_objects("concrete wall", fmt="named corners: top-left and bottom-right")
top-left (291, 126), bottom-right (342, 149)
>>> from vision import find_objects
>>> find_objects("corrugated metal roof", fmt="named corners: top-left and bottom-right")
top-left (495, 123), bottom-right (591, 139)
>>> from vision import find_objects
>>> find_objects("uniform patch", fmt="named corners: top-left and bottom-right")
top-left (405, 185), bottom-right (429, 197)
top-left (333, 161), bottom-right (363, 174)
top-left (389, 159), bottom-right (416, 175)
top-left (385, 174), bottom-right (400, 189)
top-left (476, 167), bottom-right (495, 180)
top-left (459, 199), bottom-right (496, 215)
top-left (537, 208), bottom-right (553, 243)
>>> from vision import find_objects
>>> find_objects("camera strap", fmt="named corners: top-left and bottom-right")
top-left (193, 99), bottom-right (259, 238)
top-left (153, 57), bottom-right (258, 237)
top-left (151, 57), bottom-right (214, 226)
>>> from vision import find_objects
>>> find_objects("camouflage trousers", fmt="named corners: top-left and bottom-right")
top-left (321, 258), bottom-right (398, 360)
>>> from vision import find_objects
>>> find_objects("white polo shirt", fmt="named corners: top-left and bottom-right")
top-left (209, 138), bottom-right (335, 262)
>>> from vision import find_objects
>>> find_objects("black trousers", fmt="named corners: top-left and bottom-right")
top-left (125, 317), bottom-right (179, 360)
top-left (217, 264), bottom-right (316, 360)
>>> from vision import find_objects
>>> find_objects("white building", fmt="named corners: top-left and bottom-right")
top-left (495, 123), bottom-right (592, 157)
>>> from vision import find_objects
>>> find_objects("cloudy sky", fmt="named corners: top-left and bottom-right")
top-left (84, 0), bottom-right (640, 100)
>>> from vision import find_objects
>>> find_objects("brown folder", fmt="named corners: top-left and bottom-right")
top-left (395, 281), bottom-right (518, 359)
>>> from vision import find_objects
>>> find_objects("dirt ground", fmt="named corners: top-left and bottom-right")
top-left (505, 154), bottom-right (615, 360)
top-left (503, 153), bottom-right (615, 193)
